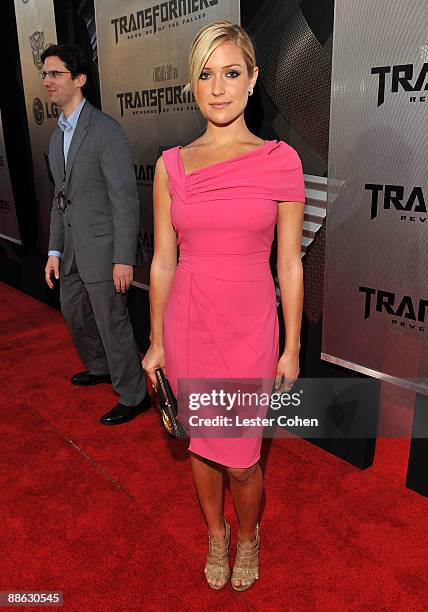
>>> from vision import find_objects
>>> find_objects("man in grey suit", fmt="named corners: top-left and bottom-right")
top-left (42, 44), bottom-right (148, 425)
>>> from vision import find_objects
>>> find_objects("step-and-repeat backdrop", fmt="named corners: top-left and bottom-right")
top-left (0, 110), bottom-right (21, 244)
top-left (322, 0), bottom-right (427, 392)
top-left (14, 0), bottom-right (58, 253)
top-left (94, 0), bottom-right (240, 287)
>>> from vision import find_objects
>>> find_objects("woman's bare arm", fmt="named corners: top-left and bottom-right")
top-left (142, 157), bottom-right (178, 382)
top-left (275, 201), bottom-right (305, 388)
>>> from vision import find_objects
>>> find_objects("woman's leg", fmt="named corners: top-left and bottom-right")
top-left (190, 452), bottom-right (225, 539)
top-left (226, 463), bottom-right (263, 541)
top-left (226, 463), bottom-right (263, 589)
top-left (190, 452), bottom-right (229, 588)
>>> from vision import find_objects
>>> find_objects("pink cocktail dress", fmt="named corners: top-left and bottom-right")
top-left (162, 140), bottom-right (305, 467)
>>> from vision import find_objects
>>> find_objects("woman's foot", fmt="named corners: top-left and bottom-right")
top-left (204, 519), bottom-right (231, 589)
top-left (231, 524), bottom-right (260, 591)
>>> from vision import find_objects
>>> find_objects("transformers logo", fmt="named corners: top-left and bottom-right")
top-left (30, 31), bottom-right (44, 71)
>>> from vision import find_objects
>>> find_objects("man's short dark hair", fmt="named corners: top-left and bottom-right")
top-left (41, 44), bottom-right (94, 97)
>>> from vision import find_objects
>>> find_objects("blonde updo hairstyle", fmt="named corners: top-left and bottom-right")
top-left (187, 21), bottom-right (256, 97)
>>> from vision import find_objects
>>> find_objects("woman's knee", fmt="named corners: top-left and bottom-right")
top-left (226, 465), bottom-right (256, 483)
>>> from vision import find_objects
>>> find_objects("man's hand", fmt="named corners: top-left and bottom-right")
top-left (113, 263), bottom-right (133, 293)
top-left (45, 256), bottom-right (60, 289)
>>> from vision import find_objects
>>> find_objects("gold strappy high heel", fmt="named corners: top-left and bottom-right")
top-left (231, 523), bottom-right (260, 591)
top-left (204, 519), bottom-right (231, 590)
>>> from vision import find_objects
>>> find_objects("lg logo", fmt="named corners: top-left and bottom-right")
top-left (32, 98), bottom-right (59, 124)
top-left (33, 98), bottom-right (44, 125)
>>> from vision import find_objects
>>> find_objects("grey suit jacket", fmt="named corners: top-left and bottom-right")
top-left (48, 101), bottom-right (140, 283)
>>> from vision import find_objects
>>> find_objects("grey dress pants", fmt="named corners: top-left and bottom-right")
top-left (60, 258), bottom-right (146, 406)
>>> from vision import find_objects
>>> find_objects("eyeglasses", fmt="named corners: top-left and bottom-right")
top-left (40, 70), bottom-right (71, 80)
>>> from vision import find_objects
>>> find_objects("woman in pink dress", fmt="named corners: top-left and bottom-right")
top-left (143, 22), bottom-right (305, 591)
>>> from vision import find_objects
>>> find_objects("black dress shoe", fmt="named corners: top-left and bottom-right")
top-left (100, 396), bottom-right (151, 425)
top-left (71, 371), bottom-right (112, 386)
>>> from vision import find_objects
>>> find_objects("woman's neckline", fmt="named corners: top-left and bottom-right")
top-left (177, 140), bottom-right (274, 178)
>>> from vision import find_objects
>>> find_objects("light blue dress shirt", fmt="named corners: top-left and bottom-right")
top-left (48, 98), bottom-right (86, 259)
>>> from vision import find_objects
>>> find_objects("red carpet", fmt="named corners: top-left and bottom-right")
top-left (0, 281), bottom-right (427, 611)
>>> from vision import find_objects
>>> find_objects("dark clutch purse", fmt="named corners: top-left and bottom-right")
top-left (154, 368), bottom-right (187, 439)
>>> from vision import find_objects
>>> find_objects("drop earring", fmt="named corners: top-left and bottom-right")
top-left (248, 87), bottom-right (253, 96)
